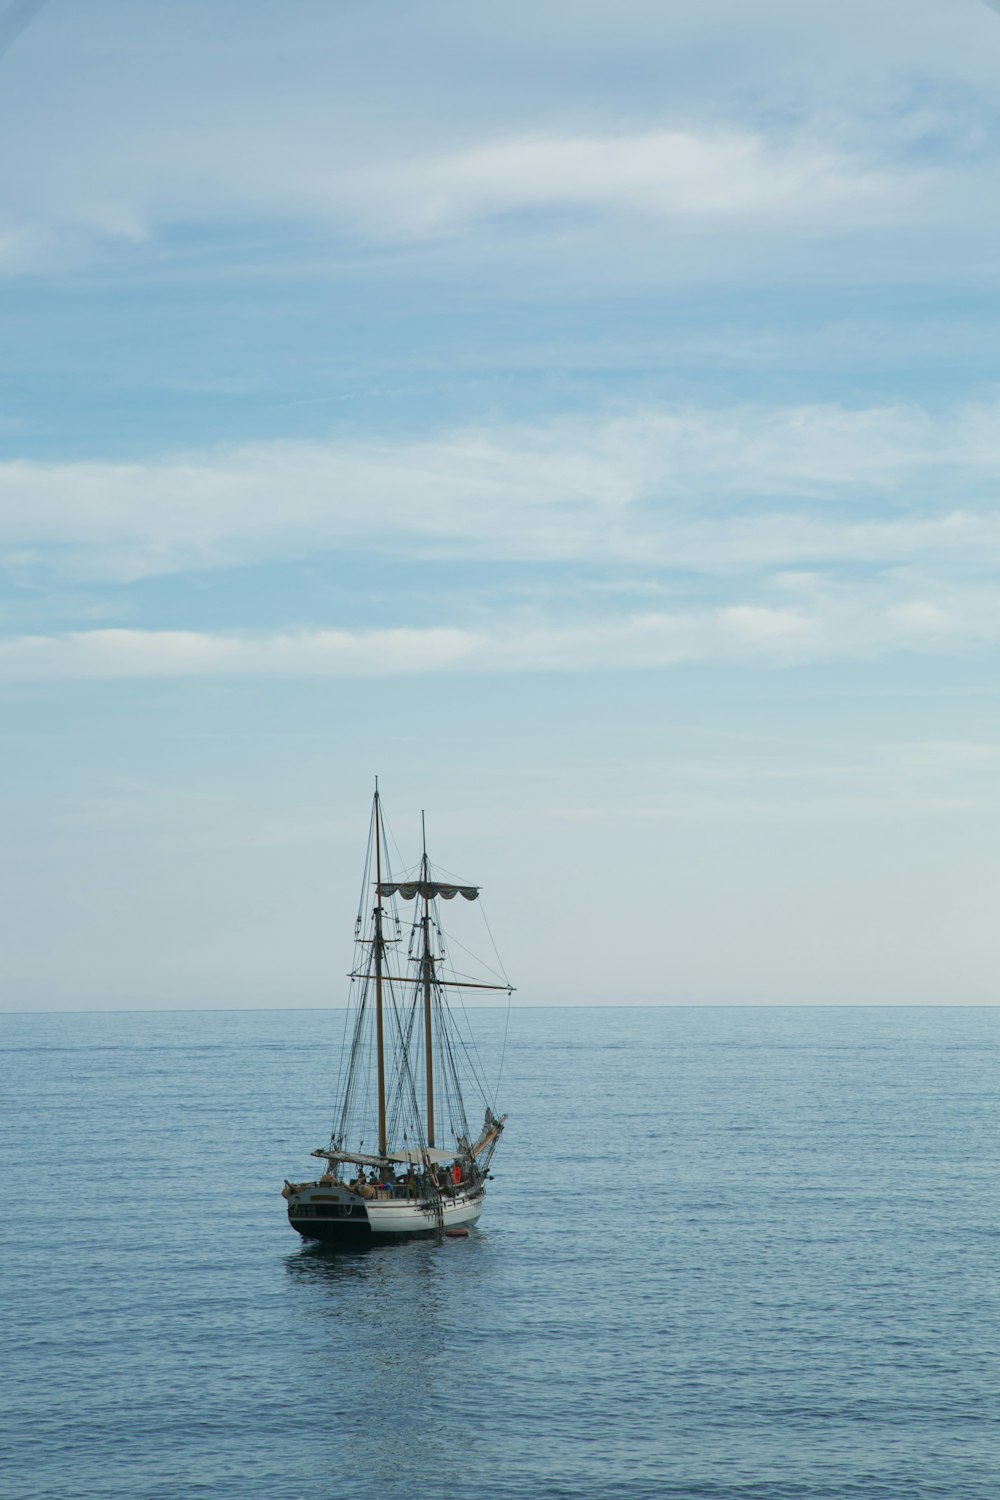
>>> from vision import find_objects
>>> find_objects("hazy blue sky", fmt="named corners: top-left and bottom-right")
top-left (4, 0), bottom-right (1000, 1008)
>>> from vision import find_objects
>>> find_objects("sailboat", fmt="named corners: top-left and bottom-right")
top-left (283, 788), bottom-right (512, 1243)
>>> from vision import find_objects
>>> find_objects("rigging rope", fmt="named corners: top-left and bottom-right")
top-left (321, 795), bottom-right (511, 1168)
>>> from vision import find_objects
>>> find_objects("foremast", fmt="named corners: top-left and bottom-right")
top-left (374, 787), bottom-right (388, 1158)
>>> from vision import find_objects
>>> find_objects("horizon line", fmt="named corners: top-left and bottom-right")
top-left (2, 1000), bottom-right (999, 1017)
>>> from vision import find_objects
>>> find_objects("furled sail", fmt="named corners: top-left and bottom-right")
top-left (378, 880), bottom-right (479, 901)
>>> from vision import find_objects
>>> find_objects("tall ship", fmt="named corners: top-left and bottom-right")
top-left (283, 788), bottom-right (512, 1244)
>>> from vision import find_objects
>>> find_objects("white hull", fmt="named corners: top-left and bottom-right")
top-left (366, 1193), bottom-right (483, 1234)
top-left (287, 1182), bottom-right (484, 1240)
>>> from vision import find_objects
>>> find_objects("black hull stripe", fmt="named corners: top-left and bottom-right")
top-left (289, 1218), bottom-right (452, 1244)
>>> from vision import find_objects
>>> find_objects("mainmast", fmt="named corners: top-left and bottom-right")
top-left (374, 787), bottom-right (388, 1158)
top-left (421, 811), bottom-right (435, 1148)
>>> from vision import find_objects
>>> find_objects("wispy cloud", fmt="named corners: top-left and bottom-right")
top-left (0, 580), bottom-right (992, 681)
top-left (0, 1), bottom-right (994, 286)
top-left (3, 401), bottom-right (1000, 585)
top-left (0, 123), bottom-right (935, 273)
top-left (333, 130), bottom-right (921, 240)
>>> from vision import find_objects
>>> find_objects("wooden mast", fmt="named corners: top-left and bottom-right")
top-left (374, 786), bottom-right (387, 1158)
top-left (421, 811), bottom-right (435, 1148)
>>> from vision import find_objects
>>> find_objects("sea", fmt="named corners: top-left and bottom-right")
top-left (2, 1005), bottom-right (998, 1500)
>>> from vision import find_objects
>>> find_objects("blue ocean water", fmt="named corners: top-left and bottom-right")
top-left (2, 1005), bottom-right (999, 1500)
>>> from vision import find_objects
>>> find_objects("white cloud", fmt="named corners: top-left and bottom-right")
top-left (0, 0), bottom-right (983, 267)
top-left (0, 626), bottom-right (478, 680)
top-left (333, 130), bottom-right (920, 240)
top-left (2, 580), bottom-right (998, 682)
top-left (0, 0), bottom-right (993, 293)
top-left (0, 122), bottom-right (933, 272)
top-left (886, 601), bottom-right (954, 634)
top-left (3, 401), bottom-right (1000, 585)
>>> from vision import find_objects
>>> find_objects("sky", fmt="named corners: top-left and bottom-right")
top-left (3, 0), bottom-right (1000, 1009)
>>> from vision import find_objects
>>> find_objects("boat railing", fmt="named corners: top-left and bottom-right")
top-left (358, 1181), bottom-right (481, 1204)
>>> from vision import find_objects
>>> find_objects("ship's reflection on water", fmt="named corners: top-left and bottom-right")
top-left (283, 1235), bottom-right (489, 1485)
